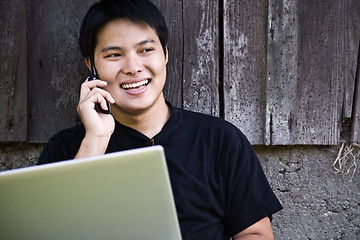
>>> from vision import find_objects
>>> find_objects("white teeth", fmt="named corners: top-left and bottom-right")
top-left (121, 79), bottom-right (149, 89)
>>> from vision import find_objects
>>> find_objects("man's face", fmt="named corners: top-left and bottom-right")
top-left (92, 18), bottom-right (168, 115)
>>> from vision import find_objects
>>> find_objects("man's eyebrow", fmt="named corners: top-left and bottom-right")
top-left (101, 46), bottom-right (122, 52)
top-left (137, 39), bottom-right (155, 46)
top-left (100, 39), bottom-right (156, 52)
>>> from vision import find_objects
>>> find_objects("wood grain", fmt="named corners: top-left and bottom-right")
top-left (182, 0), bottom-right (220, 116)
top-left (153, 0), bottom-right (184, 108)
top-left (265, 0), bottom-right (299, 145)
top-left (294, 0), bottom-right (359, 144)
top-left (27, 0), bottom-right (98, 142)
top-left (223, 0), bottom-right (268, 144)
top-left (265, 0), bottom-right (360, 145)
top-left (0, 0), bottom-right (27, 141)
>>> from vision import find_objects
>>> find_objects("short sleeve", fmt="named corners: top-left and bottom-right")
top-left (37, 125), bottom-right (85, 165)
top-left (224, 131), bottom-right (282, 236)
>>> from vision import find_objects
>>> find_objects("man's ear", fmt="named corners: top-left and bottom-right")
top-left (85, 57), bottom-right (92, 72)
top-left (165, 47), bottom-right (168, 65)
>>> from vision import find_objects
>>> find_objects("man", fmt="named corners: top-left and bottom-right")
top-left (38, 0), bottom-right (283, 239)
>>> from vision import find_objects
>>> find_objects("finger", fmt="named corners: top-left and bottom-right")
top-left (83, 79), bottom-right (108, 88)
top-left (79, 80), bottom-right (108, 101)
top-left (80, 88), bottom-right (115, 109)
top-left (99, 98), bottom-right (110, 111)
top-left (89, 93), bottom-right (112, 113)
top-left (92, 88), bottom-right (115, 104)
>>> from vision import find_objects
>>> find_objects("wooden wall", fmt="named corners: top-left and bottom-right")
top-left (1, 0), bottom-right (359, 145)
top-left (0, 0), bottom-right (27, 142)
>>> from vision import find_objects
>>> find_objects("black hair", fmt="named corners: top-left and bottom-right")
top-left (78, 0), bottom-right (168, 59)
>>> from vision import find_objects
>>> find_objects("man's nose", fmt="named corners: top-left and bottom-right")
top-left (122, 55), bottom-right (143, 75)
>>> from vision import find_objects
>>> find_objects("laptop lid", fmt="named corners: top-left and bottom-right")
top-left (0, 146), bottom-right (182, 240)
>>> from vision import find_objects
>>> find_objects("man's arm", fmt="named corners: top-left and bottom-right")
top-left (232, 217), bottom-right (274, 240)
top-left (75, 79), bottom-right (115, 159)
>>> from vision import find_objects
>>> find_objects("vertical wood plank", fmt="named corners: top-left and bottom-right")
top-left (294, 0), bottom-right (357, 145)
top-left (0, 0), bottom-right (27, 141)
top-left (350, 0), bottom-right (360, 143)
top-left (265, 0), bottom-right (299, 145)
top-left (351, 43), bottom-right (360, 143)
top-left (153, 0), bottom-right (184, 108)
top-left (266, 0), bottom-right (360, 145)
top-left (341, 0), bottom-right (360, 120)
top-left (223, 0), bottom-right (268, 144)
top-left (27, 0), bottom-right (98, 142)
top-left (182, 0), bottom-right (220, 116)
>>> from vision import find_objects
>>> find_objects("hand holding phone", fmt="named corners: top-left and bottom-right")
top-left (76, 65), bottom-right (115, 159)
top-left (89, 60), bottom-right (111, 114)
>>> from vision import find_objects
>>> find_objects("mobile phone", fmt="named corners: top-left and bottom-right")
top-left (89, 59), bottom-right (111, 114)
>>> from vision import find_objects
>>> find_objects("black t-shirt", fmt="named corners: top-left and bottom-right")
top-left (38, 104), bottom-right (283, 239)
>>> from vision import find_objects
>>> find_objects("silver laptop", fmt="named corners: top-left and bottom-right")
top-left (0, 146), bottom-right (182, 240)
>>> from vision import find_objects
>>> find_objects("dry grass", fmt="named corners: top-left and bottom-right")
top-left (333, 143), bottom-right (360, 180)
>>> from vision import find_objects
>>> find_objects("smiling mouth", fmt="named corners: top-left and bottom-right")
top-left (121, 79), bottom-right (149, 90)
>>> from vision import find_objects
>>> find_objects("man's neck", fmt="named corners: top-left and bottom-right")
top-left (111, 97), bottom-right (171, 139)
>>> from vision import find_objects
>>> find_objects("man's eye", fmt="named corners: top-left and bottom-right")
top-left (106, 53), bottom-right (121, 58)
top-left (141, 48), bottom-right (153, 53)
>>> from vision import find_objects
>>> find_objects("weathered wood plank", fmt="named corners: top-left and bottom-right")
top-left (153, 0), bottom-right (184, 108)
top-left (350, 0), bottom-right (360, 143)
top-left (351, 43), bottom-right (360, 143)
top-left (265, 0), bottom-right (299, 145)
top-left (182, 0), bottom-right (220, 116)
top-left (27, 1), bottom-right (98, 142)
top-left (293, 0), bottom-right (357, 145)
top-left (0, 0), bottom-right (27, 141)
top-left (223, 0), bottom-right (268, 144)
top-left (265, 0), bottom-right (360, 145)
top-left (342, 0), bottom-right (360, 120)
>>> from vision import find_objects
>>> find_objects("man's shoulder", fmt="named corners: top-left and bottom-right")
top-left (173, 107), bottom-right (249, 143)
top-left (178, 107), bottom-right (238, 130)
top-left (48, 123), bottom-right (85, 145)
top-left (38, 124), bottom-right (85, 165)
